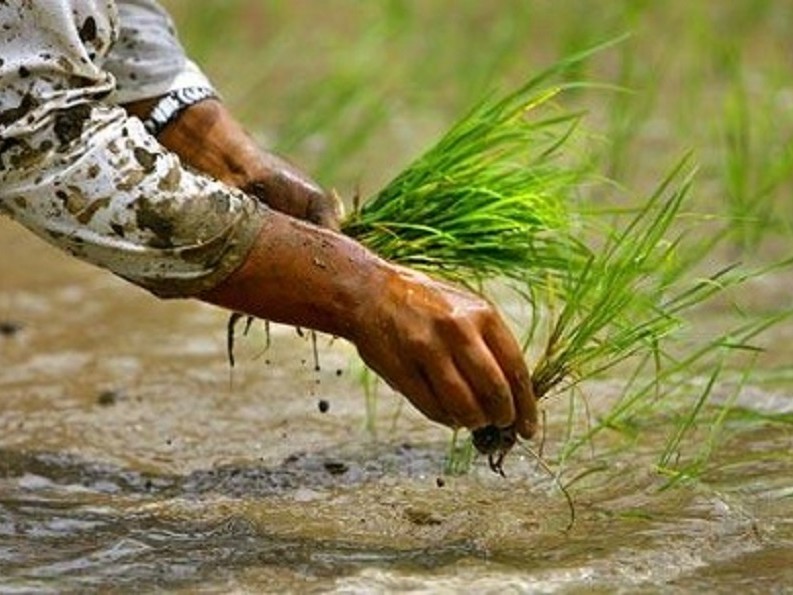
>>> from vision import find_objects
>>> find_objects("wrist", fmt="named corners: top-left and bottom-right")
top-left (342, 256), bottom-right (398, 342)
top-left (142, 87), bottom-right (218, 137)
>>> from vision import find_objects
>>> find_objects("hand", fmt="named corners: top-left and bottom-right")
top-left (127, 96), bottom-right (536, 436)
top-left (350, 265), bottom-right (538, 438)
top-left (240, 152), bottom-right (343, 230)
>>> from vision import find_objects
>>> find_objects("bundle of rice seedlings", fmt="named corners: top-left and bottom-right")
top-left (341, 61), bottom-right (593, 291)
top-left (528, 158), bottom-right (697, 398)
top-left (340, 47), bottom-right (771, 479)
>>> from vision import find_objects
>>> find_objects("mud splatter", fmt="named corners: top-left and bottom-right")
top-left (0, 93), bottom-right (39, 127)
top-left (53, 103), bottom-right (93, 146)
top-left (133, 146), bottom-right (157, 173)
top-left (135, 196), bottom-right (174, 248)
top-left (0, 320), bottom-right (22, 336)
top-left (78, 16), bottom-right (97, 43)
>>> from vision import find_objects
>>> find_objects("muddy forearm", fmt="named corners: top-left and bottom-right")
top-left (198, 207), bottom-right (538, 438)
top-left (199, 209), bottom-right (387, 340)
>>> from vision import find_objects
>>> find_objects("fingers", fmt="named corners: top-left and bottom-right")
top-left (483, 316), bottom-right (538, 439)
top-left (354, 269), bottom-right (536, 438)
top-left (452, 334), bottom-right (515, 427)
top-left (411, 313), bottom-right (526, 433)
top-left (400, 368), bottom-right (454, 426)
top-left (418, 358), bottom-right (487, 429)
top-left (393, 308), bottom-right (532, 435)
top-left (359, 350), bottom-right (452, 427)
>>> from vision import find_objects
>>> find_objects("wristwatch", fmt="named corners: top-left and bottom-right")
top-left (142, 86), bottom-right (217, 136)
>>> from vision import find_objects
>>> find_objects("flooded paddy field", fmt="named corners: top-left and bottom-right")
top-left (1, 217), bottom-right (792, 592)
top-left (3, 1), bottom-right (793, 592)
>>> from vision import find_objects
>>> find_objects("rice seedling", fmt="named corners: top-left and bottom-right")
top-left (444, 428), bottom-right (476, 476)
top-left (359, 365), bottom-right (380, 440)
top-left (168, 3), bottom-right (793, 493)
top-left (720, 66), bottom-right (793, 254)
top-left (599, 38), bottom-right (662, 184)
top-left (341, 49), bottom-right (604, 290)
top-left (558, 307), bottom-right (792, 478)
top-left (527, 158), bottom-right (695, 399)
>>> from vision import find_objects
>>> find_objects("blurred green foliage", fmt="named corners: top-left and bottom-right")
top-left (163, 1), bottom-right (793, 256)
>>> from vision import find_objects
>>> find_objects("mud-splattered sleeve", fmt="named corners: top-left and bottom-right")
top-left (0, 1), bottom-right (263, 298)
top-left (105, 0), bottom-right (216, 104)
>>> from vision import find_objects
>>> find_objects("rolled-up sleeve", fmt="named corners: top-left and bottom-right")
top-left (0, 1), bottom-right (263, 298)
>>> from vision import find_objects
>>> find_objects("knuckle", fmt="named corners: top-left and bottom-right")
top-left (436, 310), bottom-right (478, 342)
top-left (406, 329), bottom-right (435, 356)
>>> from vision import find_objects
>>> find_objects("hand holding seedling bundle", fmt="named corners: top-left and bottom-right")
top-left (129, 93), bottom-right (535, 437)
top-left (216, 40), bottom-right (753, 471)
top-left (341, 52), bottom-right (595, 446)
top-left (351, 264), bottom-right (537, 438)
top-left (343, 39), bottom-right (779, 480)
top-left (211, 212), bottom-right (538, 438)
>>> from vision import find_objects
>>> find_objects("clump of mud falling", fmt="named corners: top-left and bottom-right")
top-left (472, 425), bottom-right (517, 477)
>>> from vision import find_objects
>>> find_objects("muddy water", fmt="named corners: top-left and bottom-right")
top-left (1, 218), bottom-right (792, 593)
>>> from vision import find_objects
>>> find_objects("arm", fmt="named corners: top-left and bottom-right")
top-left (106, 0), bottom-right (340, 229)
top-left (0, 1), bottom-right (537, 437)
top-left (126, 97), bottom-right (537, 436)
top-left (124, 97), bottom-right (342, 229)
top-left (119, 91), bottom-right (537, 436)
top-left (126, 93), bottom-right (537, 435)
top-left (200, 206), bottom-right (537, 437)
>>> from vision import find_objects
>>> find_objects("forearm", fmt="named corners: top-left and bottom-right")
top-left (200, 211), bottom-right (388, 340)
top-left (0, 0), bottom-right (538, 439)
top-left (124, 97), bottom-right (338, 227)
top-left (201, 208), bottom-right (538, 437)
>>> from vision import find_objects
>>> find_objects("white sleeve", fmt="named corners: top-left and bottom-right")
top-left (0, 1), bottom-right (262, 298)
top-left (105, 0), bottom-right (216, 104)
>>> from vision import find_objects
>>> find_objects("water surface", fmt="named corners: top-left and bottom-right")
top-left (1, 219), bottom-right (792, 592)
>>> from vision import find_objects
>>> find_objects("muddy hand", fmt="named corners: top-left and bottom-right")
top-left (241, 153), bottom-right (343, 231)
top-left (351, 266), bottom-right (538, 438)
top-left (198, 189), bottom-right (534, 436)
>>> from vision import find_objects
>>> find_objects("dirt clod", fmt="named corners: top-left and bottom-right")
top-left (404, 507), bottom-right (443, 526)
top-left (0, 320), bottom-right (22, 336)
top-left (472, 425), bottom-right (517, 477)
top-left (323, 460), bottom-right (348, 475)
top-left (97, 389), bottom-right (124, 406)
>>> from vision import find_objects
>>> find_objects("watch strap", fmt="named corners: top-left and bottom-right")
top-left (142, 86), bottom-right (217, 136)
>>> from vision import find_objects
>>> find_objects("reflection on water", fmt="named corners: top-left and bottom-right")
top-left (1, 221), bottom-right (792, 592)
